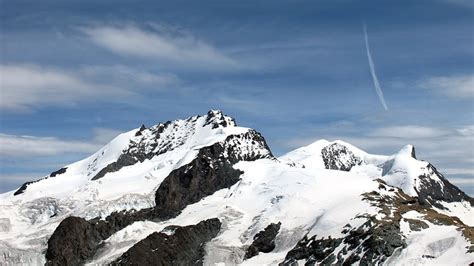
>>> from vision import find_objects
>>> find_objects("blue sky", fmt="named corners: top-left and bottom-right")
top-left (0, 0), bottom-right (473, 194)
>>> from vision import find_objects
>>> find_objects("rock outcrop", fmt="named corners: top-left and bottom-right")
top-left (155, 131), bottom-right (273, 218)
top-left (282, 180), bottom-right (473, 265)
top-left (111, 218), bottom-right (221, 265)
top-left (245, 222), bottom-right (281, 259)
top-left (416, 164), bottom-right (473, 208)
top-left (45, 208), bottom-right (159, 265)
top-left (13, 167), bottom-right (67, 196)
top-left (321, 143), bottom-right (361, 171)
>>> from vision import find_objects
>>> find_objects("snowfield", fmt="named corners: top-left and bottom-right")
top-left (0, 111), bottom-right (472, 265)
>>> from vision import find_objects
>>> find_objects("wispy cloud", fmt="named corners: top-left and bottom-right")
top-left (363, 24), bottom-right (389, 111)
top-left (370, 125), bottom-right (450, 138)
top-left (418, 74), bottom-right (474, 98)
top-left (448, 178), bottom-right (474, 185)
top-left (0, 64), bottom-right (122, 111)
top-left (439, 0), bottom-right (474, 8)
top-left (0, 127), bottom-right (123, 158)
top-left (80, 65), bottom-right (178, 87)
top-left (0, 134), bottom-right (100, 157)
top-left (0, 64), bottom-right (177, 112)
top-left (82, 25), bottom-right (237, 69)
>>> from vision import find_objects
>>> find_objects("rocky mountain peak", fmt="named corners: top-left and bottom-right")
top-left (321, 142), bottom-right (362, 171)
top-left (399, 144), bottom-right (417, 159)
top-left (204, 109), bottom-right (237, 129)
top-left (90, 111), bottom-right (244, 181)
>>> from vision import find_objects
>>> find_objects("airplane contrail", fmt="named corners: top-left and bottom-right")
top-left (363, 24), bottom-right (389, 111)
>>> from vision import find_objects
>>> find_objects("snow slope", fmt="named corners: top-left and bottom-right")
top-left (0, 111), bottom-right (472, 265)
top-left (86, 140), bottom-right (474, 265)
top-left (87, 158), bottom-right (379, 264)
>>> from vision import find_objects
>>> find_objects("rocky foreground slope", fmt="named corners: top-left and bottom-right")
top-left (0, 110), bottom-right (472, 265)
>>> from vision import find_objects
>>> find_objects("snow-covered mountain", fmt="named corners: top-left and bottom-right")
top-left (0, 110), bottom-right (472, 265)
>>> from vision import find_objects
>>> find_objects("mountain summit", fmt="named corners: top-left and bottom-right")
top-left (0, 111), bottom-right (472, 265)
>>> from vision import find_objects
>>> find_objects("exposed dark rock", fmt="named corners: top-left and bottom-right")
top-left (50, 167), bottom-right (67, 177)
top-left (282, 217), bottom-right (405, 266)
top-left (415, 164), bottom-right (473, 208)
top-left (111, 218), bottom-right (221, 266)
top-left (405, 218), bottom-right (429, 231)
top-left (282, 181), bottom-right (413, 265)
top-left (45, 208), bottom-right (160, 265)
top-left (155, 131), bottom-right (273, 218)
top-left (282, 235), bottom-right (342, 265)
top-left (321, 143), bottom-right (361, 171)
top-left (410, 146), bottom-right (417, 159)
top-left (245, 222), bottom-right (281, 259)
top-left (91, 154), bottom-right (142, 180)
top-left (204, 110), bottom-right (237, 129)
top-left (13, 167), bottom-right (67, 196)
top-left (45, 216), bottom-right (98, 266)
top-left (13, 181), bottom-right (37, 196)
top-left (134, 124), bottom-right (147, 136)
top-left (344, 218), bottom-right (406, 265)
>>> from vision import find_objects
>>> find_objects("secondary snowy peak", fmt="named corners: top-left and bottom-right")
top-left (279, 139), bottom-right (378, 170)
top-left (280, 140), bottom-right (472, 208)
top-left (381, 145), bottom-right (472, 208)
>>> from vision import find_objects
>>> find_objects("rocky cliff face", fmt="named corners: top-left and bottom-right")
top-left (155, 130), bottom-right (272, 218)
top-left (321, 143), bottom-right (362, 171)
top-left (112, 218), bottom-right (221, 266)
top-left (416, 163), bottom-right (473, 208)
top-left (244, 222), bottom-right (281, 259)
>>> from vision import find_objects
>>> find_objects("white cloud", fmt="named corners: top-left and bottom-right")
top-left (419, 74), bottom-right (474, 98)
top-left (79, 65), bottom-right (178, 87)
top-left (82, 25), bottom-right (237, 68)
top-left (370, 125), bottom-right (450, 139)
top-left (443, 168), bottom-right (474, 175)
top-left (0, 64), bottom-right (130, 111)
top-left (0, 64), bottom-right (177, 112)
top-left (0, 127), bottom-right (123, 158)
top-left (448, 178), bottom-right (474, 185)
top-left (0, 133), bottom-right (100, 157)
top-left (457, 125), bottom-right (474, 136)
